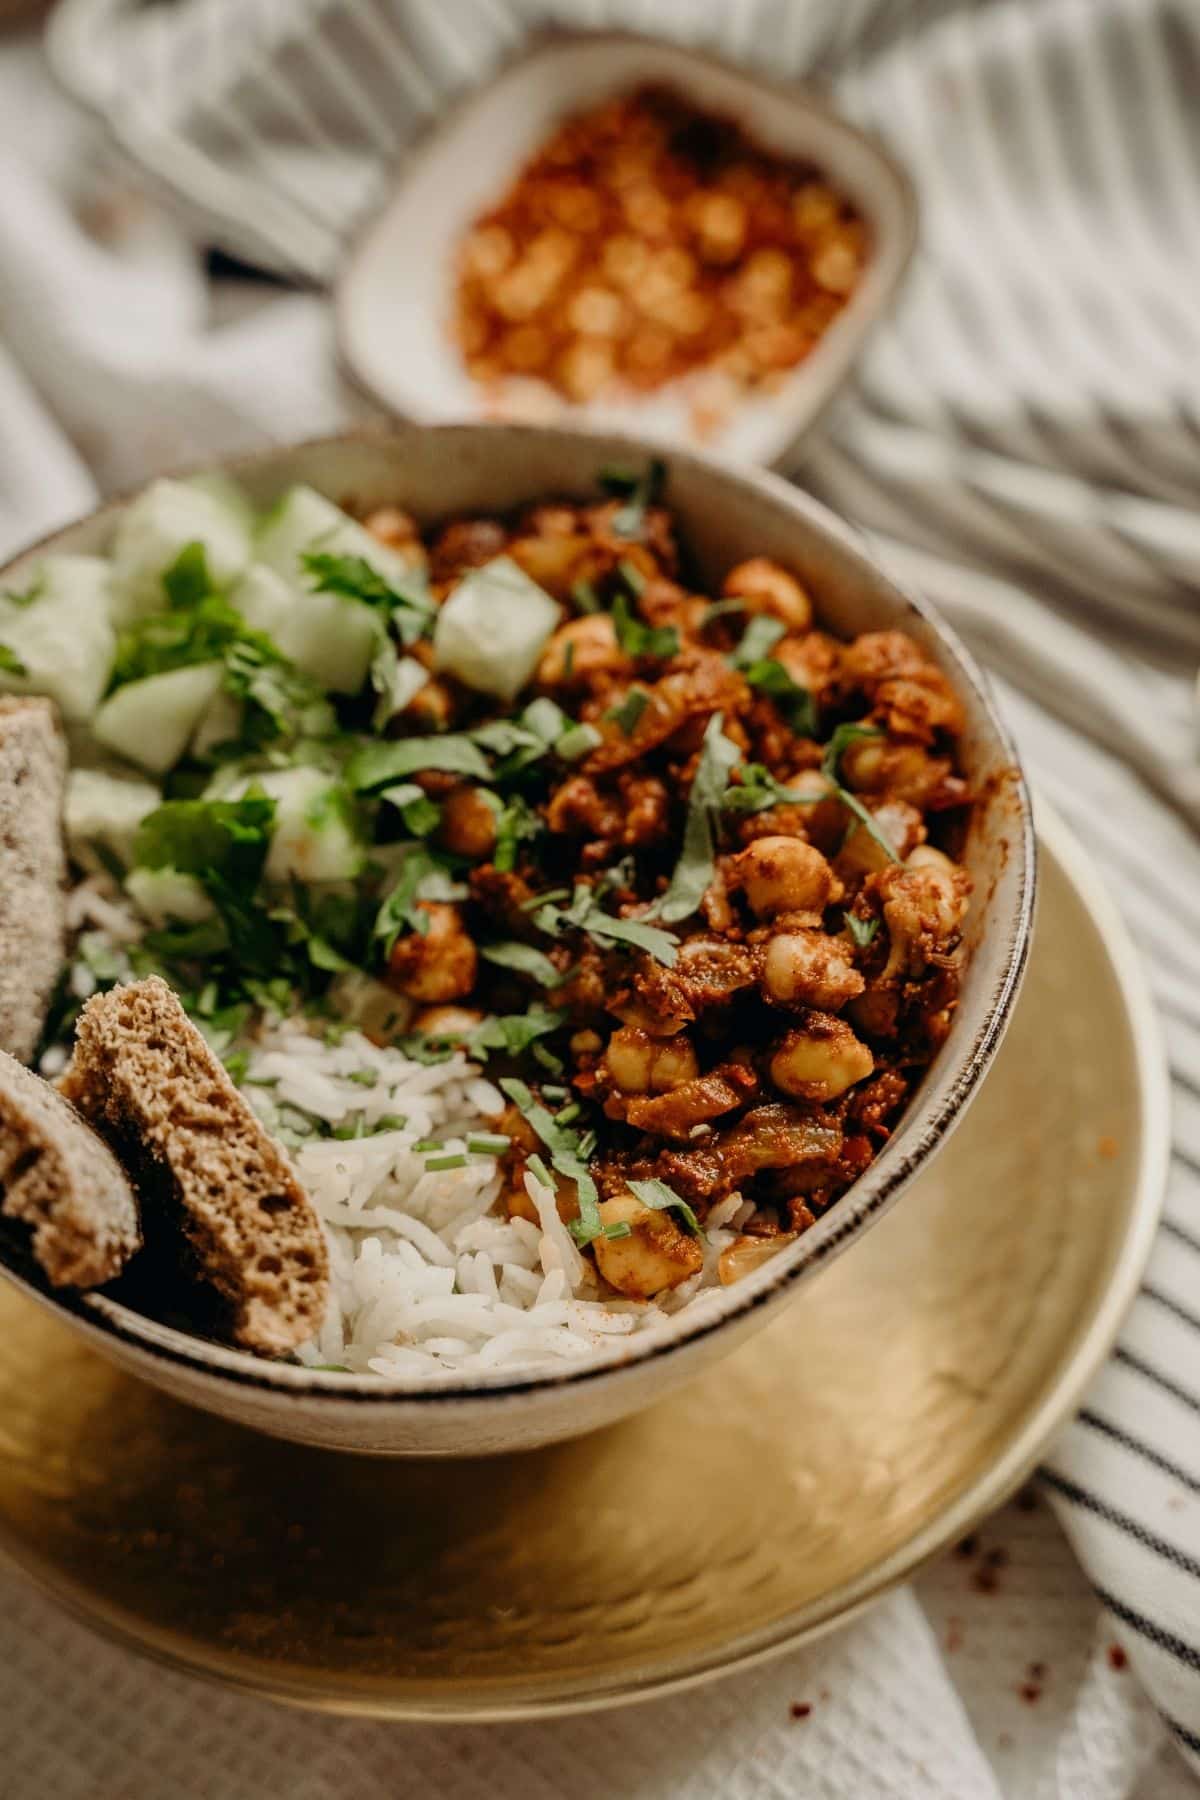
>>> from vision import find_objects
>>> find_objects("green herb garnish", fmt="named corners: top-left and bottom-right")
top-left (347, 734), bottom-right (491, 790)
top-left (0, 643), bottom-right (27, 677)
top-left (647, 712), bottom-right (740, 925)
top-left (604, 688), bottom-right (650, 736)
top-left (533, 884), bottom-right (679, 967)
top-left (845, 912), bottom-right (880, 948)
top-left (611, 591), bottom-right (679, 661)
top-left (599, 458), bottom-right (665, 539)
top-left (627, 1177), bottom-right (702, 1237)
top-left (729, 615), bottom-right (786, 668)
top-left (425, 1152), bottom-right (467, 1171)
top-left (822, 724), bottom-right (900, 863)
top-left (480, 941), bottom-right (559, 985)
top-left (499, 1077), bottom-right (610, 1245)
top-left (379, 782), bottom-right (442, 838)
top-left (301, 552), bottom-right (434, 647)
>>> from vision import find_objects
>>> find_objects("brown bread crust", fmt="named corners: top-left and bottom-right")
top-left (61, 976), bottom-right (329, 1355)
top-left (0, 1047), bottom-right (140, 1286)
top-left (0, 697), bottom-right (66, 1063)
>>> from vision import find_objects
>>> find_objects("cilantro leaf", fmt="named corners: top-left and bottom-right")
top-left (222, 640), bottom-right (336, 746)
top-left (627, 1177), bottom-right (702, 1237)
top-left (729, 614), bottom-right (785, 668)
top-left (134, 794), bottom-right (275, 890)
top-left (534, 884), bottom-right (679, 966)
top-left (719, 763), bottom-right (824, 816)
top-left (379, 782), bottom-right (441, 838)
top-left (372, 846), bottom-right (465, 955)
top-left (0, 643), bottom-right (27, 678)
top-left (473, 1007), bottom-right (566, 1056)
top-left (163, 541), bottom-right (214, 610)
top-left (301, 552), bottom-right (434, 647)
top-left (346, 734), bottom-right (491, 790)
top-left (492, 792), bottom-right (541, 873)
top-left (604, 688), bottom-right (650, 736)
top-left (845, 912), bottom-right (880, 948)
top-left (498, 1076), bottom-right (606, 1244)
top-left (480, 941), bottom-right (559, 985)
top-left (822, 724), bottom-right (900, 863)
top-left (612, 591), bottom-right (680, 661)
top-left (598, 458), bottom-right (666, 539)
top-left (647, 712), bottom-right (741, 924)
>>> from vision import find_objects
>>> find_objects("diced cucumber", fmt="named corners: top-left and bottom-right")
top-left (190, 687), bottom-right (243, 758)
top-left (93, 662), bottom-right (224, 774)
top-left (220, 765), bottom-right (363, 883)
top-left (433, 557), bottom-right (560, 702)
top-left (109, 478), bottom-right (252, 623)
top-left (64, 767), bottom-right (162, 872)
top-left (231, 561), bottom-right (378, 696)
top-left (125, 865), bottom-right (215, 928)
top-left (0, 555), bottom-right (116, 721)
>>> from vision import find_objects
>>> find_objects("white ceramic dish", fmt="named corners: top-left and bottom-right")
top-left (0, 424), bottom-right (1033, 1457)
top-left (337, 32), bottom-right (917, 467)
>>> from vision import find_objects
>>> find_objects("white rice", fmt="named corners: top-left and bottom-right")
top-left (233, 1023), bottom-right (749, 1380)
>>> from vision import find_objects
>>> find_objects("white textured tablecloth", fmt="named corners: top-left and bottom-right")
top-left (1, 6), bottom-right (1199, 1795)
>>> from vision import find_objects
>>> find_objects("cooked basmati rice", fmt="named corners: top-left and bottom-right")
top-left (234, 1023), bottom-right (746, 1380)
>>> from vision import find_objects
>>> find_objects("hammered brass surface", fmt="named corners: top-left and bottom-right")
top-left (0, 833), bottom-right (1152, 1717)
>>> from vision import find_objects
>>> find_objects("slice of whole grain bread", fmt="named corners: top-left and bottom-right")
top-left (0, 697), bottom-right (66, 1063)
top-left (0, 1047), bottom-right (140, 1286)
top-left (60, 975), bottom-right (329, 1356)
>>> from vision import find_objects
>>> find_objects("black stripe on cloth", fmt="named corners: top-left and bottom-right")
top-left (1076, 1410), bottom-right (1200, 1496)
top-left (1042, 1471), bottom-right (1200, 1579)
top-left (1161, 1217), bottom-right (1200, 1258)
top-left (1167, 1715), bottom-right (1200, 1759)
top-left (1142, 1283), bottom-right (1200, 1335)
top-left (1094, 1588), bottom-right (1200, 1674)
top-left (1112, 1347), bottom-right (1200, 1416)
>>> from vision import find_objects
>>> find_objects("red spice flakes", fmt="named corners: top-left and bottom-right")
top-left (452, 85), bottom-right (868, 430)
top-left (789, 1702), bottom-right (813, 1721)
top-left (1018, 1660), bottom-right (1048, 1703)
top-left (1108, 1643), bottom-right (1128, 1671)
top-left (972, 1546), bottom-right (1010, 1594)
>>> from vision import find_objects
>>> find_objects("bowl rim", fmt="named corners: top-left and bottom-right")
top-left (0, 420), bottom-right (1036, 1408)
top-left (334, 24), bottom-right (919, 468)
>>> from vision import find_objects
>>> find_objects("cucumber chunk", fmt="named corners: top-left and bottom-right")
top-left (219, 765), bottom-right (363, 884)
top-left (93, 662), bottom-right (225, 774)
top-left (65, 768), bottom-right (162, 873)
top-left (110, 478), bottom-right (252, 624)
top-left (232, 561), bottom-right (378, 696)
top-left (0, 555), bottom-right (116, 722)
top-left (125, 865), bottom-right (215, 928)
top-left (434, 557), bottom-right (560, 702)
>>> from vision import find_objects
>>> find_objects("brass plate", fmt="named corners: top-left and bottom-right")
top-left (0, 814), bottom-right (1165, 1719)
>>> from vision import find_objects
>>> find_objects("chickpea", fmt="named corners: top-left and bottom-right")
top-left (812, 237), bottom-right (860, 295)
top-left (769, 1015), bottom-right (875, 1103)
top-left (762, 930), bottom-right (865, 1011)
top-left (907, 844), bottom-right (959, 876)
top-left (838, 736), bottom-right (951, 809)
top-left (411, 1005), bottom-right (483, 1044)
top-left (437, 785), bottom-right (498, 860)
top-left (722, 557), bottom-right (813, 633)
top-left (557, 338), bottom-right (616, 404)
top-left (604, 1026), bottom-right (699, 1095)
top-left (729, 836), bottom-right (841, 923)
top-left (401, 677), bottom-right (457, 733)
top-left (387, 902), bottom-right (478, 1003)
top-left (835, 801), bottom-right (924, 879)
top-left (592, 1193), bottom-right (703, 1298)
top-left (877, 862), bottom-right (970, 981)
top-left (537, 614), bottom-right (631, 688)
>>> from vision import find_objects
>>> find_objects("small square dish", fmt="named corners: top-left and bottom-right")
top-left (337, 32), bottom-right (917, 467)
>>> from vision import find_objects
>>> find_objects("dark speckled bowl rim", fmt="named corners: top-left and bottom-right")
top-left (0, 423), bottom-right (1036, 1409)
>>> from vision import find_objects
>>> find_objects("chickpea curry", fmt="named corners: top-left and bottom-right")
top-left (453, 85), bottom-right (868, 435)
top-left (36, 463), bottom-right (971, 1314)
top-left (357, 464), bottom-right (972, 1299)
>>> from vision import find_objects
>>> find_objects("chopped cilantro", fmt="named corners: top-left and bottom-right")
top-left (822, 724), bottom-right (900, 863)
top-left (729, 614), bottom-right (786, 668)
top-left (647, 712), bottom-right (740, 925)
top-left (627, 1177), bottom-right (702, 1236)
top-left (719, 763), bottom-right (822, 815)
top-left (555, 722), bottom-right (602, 762)
top-left (499, 1076), bottom-right (605, 1245)
top-left (604, 688), bottom-right (650, 735)
top-left (163, 541), bottom-right (214, 610)
top-left (379, 782), bottom-right (442, 838)
top-left (599, 458), bottom-right (665, 539)
top-left (301, 552), bottom-right (434, 647)
top-left (533, 884), bottom-right (679, 966)
top-left (480, 941), bottom-right (559, 985)
top-left (742, 658), bottom-right (818, 737)
top-left (572, 578), bottom-right (601, 614)
top-left (845, 912), bottom-right (880, 948)
top-left (0, 643), bottom-right (27, 678)
top-left (472, 1006), bottom-right (566, 1057)
top-left (611, 591), bottom-right (679, 661)
top-left (347, 734), bottom-right (491, 790)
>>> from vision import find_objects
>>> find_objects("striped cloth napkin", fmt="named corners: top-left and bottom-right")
top-left (2, 2), bottom-right (1198, 1794)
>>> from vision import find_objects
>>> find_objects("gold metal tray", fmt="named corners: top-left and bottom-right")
top-left (0, 811), bottom-right (1165, 1720)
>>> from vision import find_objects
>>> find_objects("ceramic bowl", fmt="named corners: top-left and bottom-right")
top-left (337, 31), bottom-right (917, 467)
top-left (0, 424), bottom-right (1034, 1456)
